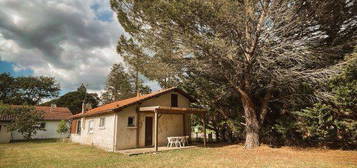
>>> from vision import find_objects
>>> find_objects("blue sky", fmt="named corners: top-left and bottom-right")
top-left (0, 61), bottom-right (33, 77)
top-left (0, 0), bottom-right (160, 98)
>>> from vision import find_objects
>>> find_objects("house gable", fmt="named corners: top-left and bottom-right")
top-left (72, 87), bottom-right (194, 119)
top-left (139, 90), bottom-right (190, 108)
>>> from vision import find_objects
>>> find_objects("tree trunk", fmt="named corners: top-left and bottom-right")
top-left (237, 88), bottom-right (260, 149)
top-left (245, 121), bottom-right (260, 149)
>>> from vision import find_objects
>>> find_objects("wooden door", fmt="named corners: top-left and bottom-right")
top-left (145, 117), bottom-right (153, 146)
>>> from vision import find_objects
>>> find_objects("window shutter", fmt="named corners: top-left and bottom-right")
top-left (171, 94), bottom-right (178, 107)
top-left (70, 120), bottom-right (78, 134)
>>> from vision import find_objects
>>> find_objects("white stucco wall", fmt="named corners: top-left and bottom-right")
top-left (71, 90), bottom-right (193, 151)
top-left (116, 91), bottom-right (192, 150)
top-left (116, 106), bottom-right (137, 150)
top-left (0, 122), bottom-right (11, 143)
top-left (11, 121), bottom-right (70, 140)
top-left (71, 113), bottom-right (116, 151)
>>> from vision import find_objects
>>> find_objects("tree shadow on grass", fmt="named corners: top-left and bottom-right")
top-left (10, 138), bottom-right (64, 144)
top-left (191, 142), bottom-right (240, 148)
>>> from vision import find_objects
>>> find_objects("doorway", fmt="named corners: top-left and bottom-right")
top-left (145, 117), bottom-right (153, 146)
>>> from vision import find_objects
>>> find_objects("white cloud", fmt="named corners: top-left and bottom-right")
top-left (0, 0), bottom-right (124, 94)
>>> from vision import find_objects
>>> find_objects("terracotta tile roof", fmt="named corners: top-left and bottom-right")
top-left (0, 105), bottom-right (72, 121)
top-left (36, 106), bottom-right (72, 120)
top-left (72, 87), bottom-right (195, 119)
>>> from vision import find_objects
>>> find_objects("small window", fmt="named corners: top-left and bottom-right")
top-left (128, 117), bottom-right (135, 127)
top-left (99, 118), bottom-right (105, 128)
top-left (88, 120), bottom-right (94, 133)
top-left (77, 120), bottom-right (81, 135)
top-left (0, 125), bottom-right (2, 131)
top-left (40, 122), bottom-right (46, 129)
top-left (171, 94), bottom-right (178, 107)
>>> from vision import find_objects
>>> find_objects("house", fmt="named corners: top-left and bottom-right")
top-left (0, 105), bottom-right (72, 143)
top-left (70, 87), bottom-right (207, 152)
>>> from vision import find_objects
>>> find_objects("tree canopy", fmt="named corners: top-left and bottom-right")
top-left (295, 53), bottom-right (357, 149)
top-left (0, 104), bottom-right (45, 139)
top-left (111, 0), bottom-right (356, 148)
top-left (57, 120), bottom-right (69, 137)
top-left (0, 73), bottom-right (60, 105)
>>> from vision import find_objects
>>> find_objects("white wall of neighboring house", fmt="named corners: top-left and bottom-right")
top-left (71, 113), bottom-right (116, 151)
top-left (0, 122), bottom-right (11, 143)
top-left (11, 121), bottom-right (70, 140)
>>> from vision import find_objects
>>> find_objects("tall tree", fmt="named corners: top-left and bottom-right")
top-left (101, 63), bottom-right (151, 104)
top-left (57, 120), bottom-right (69, 141)
top-left (102, 64), bottom-right (133, 103)
top-left (111, 0), bottom-right (356, 148)
top-left (42, 84), bottom-right (100, 114)
top-left (0, 73), bottom-right (60, 105)
top-left (0, 104), bottom-right (45, 140)
top-left (295, 52), bottom-right (357, 149)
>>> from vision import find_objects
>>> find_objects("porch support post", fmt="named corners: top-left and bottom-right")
top-left (136, 104), bottom-right (140, 148)
top-left (154, 110), bottom-right (159, 152)
top-left (182, 114), bottom-right (186, 136)
top-left (202, 112), bottom-right (207, 147)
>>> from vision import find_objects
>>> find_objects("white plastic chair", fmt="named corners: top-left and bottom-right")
top-left (167, 137), bottom-right (174, 147)
top-left (174, 137), bottom-right (182, 147)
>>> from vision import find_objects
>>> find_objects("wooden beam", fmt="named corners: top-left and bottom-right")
top-left (202, 113), bottom-right (207, 147)
top-left (139, 106), bottom-right (160, 112)
top-left (139, 106), bottom-right (207, 114)
top-left (154, 110), bottom-right (159, 152)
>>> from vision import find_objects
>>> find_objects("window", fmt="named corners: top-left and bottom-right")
top-left (0, 125), bottom-right (2, 131)
top-left (35, 122), bottom-right (46, 129)
top-left (128, 117), bottom-right (135, 127)
top-left (99, 118), bottom-right (105, 128)
top-left (40, 122), bottom-right (46, 129)
top-left (77, 120), bottom-right (81, 135)
top-left (88, 120), bottom-right (94, 133)
top-left (171, 94), bottom-right (178, 107)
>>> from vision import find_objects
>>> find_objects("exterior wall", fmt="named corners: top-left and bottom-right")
top-left (140, 91), bottom-right (190, 107)
top-left (137, 113), bottom-right (191, 147)
top-left (71, 113), bottom-right (116, 151)
top-left (116, 91), bottom-right (192, 150)
top-left (0, 122), bottom-right (11, 143)
top-left (71, 90), bottom-right (193, 151)
top-left (116, 106), bottom-right (137, 149)
top-left (11, 121), bottom-right (70, 140)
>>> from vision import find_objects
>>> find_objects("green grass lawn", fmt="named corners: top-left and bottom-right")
top-left (0, 140), bottom-right (356, 168)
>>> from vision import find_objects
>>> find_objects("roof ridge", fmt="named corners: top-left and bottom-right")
top-left (73, 87), bottom-right (183, 118)
top-left (92, 87), bottom-right (176, 110)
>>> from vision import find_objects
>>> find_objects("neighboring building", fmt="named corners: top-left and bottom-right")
top-left (70, 87), bottom-right (206, 152)
top-left (0, 105), bottom-right (72, 143)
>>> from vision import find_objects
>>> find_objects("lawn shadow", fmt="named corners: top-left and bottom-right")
top-left (10, 138), bottom-right (65, 144)
top-left (191, 142), bottom-right (239, 148)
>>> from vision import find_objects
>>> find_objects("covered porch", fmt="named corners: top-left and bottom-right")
top-left (137, 106), bottom-right (207, 152)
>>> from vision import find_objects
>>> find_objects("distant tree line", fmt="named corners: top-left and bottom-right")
top-left (42, 84), bottom-right (100, 115)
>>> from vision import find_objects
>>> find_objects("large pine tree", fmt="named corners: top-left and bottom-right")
top-left (111, 0), bottom-right (356, 148)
